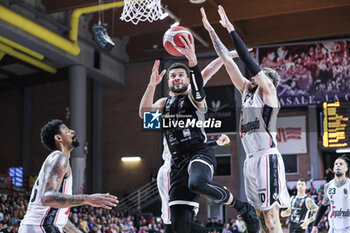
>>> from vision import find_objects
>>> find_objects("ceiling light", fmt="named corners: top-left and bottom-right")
top-left (336, 148), bottom-right (350, 153)
top-left (121, 156), bottom-right (141, 162)
top-left (189, 0), bottom-right (206, 3)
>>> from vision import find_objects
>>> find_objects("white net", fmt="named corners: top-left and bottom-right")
top-left (120, 0), bottom-right (163, 25)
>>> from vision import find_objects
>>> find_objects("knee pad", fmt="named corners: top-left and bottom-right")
top-left (188, 176), bottom-right (207, 194)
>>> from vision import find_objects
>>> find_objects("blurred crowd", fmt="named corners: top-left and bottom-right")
top-left (254, 41), bottom-right (350, 97)
top-left (0, 191), bottom-right (165, 233)
top-left (0, 175), bottom-right (333, 233)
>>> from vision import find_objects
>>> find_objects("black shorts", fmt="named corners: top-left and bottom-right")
top-left (169, 147), bottom-right (216, 206)
top-left (289, 223), bottom-right (305, 233)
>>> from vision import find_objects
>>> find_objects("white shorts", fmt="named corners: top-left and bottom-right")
top-left (19, 225), bottom-right (63, 233)
top-left (157, 161), bottom-right (171, 224)
top-left (243, 148), bottom-right (290, 211)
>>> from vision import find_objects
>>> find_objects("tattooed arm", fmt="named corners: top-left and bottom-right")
top-left (300, 197), bottom-right (319, 229)
top-left (312, 183), bottom-right (330, 233)
top-left (202, 50), bottom-right (250, 86)
top-left (201, 7), bottom-right (249, 94)
top-left (63, 220), bottom-right (82, 233)
top-left (41, 152), bottom-right (88, 208)
top-left (41, 152), bottom-right (119, 209)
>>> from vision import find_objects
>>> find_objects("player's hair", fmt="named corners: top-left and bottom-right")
top-left (40, 119), bottom-right (63, 151)
top-left (297, 178), bottom-right (307, 185)
top-left (167, 63), bottom-right (190, 79)
top-left (338, 154), bottom-right (350, 177)
top-left (262, 67), bottom-right (280, 87)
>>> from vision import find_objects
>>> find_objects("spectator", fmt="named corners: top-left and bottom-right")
top-left (1, 214), bottom-right (10, 229)
top-left (89, 225), bottom-right (99, 233)
top-left (3, 223), bottom-right (13, 233)
top-left (324, 168), bottom-right (334, 182)
top-left (231, 221), bottom-right (239, 233)
top-left (88, 216), bottom-right (96, 231)
top-left (222, 223), bottom-right (232, 233)
top-left (235, 215), bottom-right (246, 233)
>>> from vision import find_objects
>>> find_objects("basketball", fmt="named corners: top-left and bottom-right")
top-left (163, 26), bottom-right (193, 57)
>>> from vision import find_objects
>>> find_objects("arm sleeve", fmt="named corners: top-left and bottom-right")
top-left (313, 204), bottom-right (328, 227)
top-left (230, 31), bottom-right (261, 76)
top-left (190, 65), bottom-right (206, 101)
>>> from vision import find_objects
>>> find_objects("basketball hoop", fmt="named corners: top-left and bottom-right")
top-left (120, 0), bottom-right (163, 25)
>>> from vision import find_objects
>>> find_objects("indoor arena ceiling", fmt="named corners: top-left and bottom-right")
top-left (42, 0), bottom-right (350, 61)
top-left (1, 0), bottom-right (350, 88)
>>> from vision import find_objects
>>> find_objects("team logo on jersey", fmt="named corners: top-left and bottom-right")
top-left (344, 188), bottom-right (348, 199)
top-left (273, 193), bottom-right (279, 200)
top-left (241, 117), bottom-right (260, 135)
top-left (143, 110), bottom-right (161, 129)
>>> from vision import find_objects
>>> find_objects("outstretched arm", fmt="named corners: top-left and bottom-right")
top-left (217, 5), bottom-right (277, 104)
top-left (176, 34), bottom-right (206, 109)
top-left (41, 152), bottom-right (118, 209)
top-left (63, 220), bottom-right (82, 233)
top-left (139, 60), bottom-right (167, 118)
top-left (217, 5), bottom-right (260, 77)
top-left (201, 7), bottom-right (249, 94)
top-left (202, 50), bottom-right (250, 86)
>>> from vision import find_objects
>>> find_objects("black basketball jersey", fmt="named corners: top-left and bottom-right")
top-left (163, 93), bottom-right (207, 161)
top-left (290, 195), bottom-right (309, 225)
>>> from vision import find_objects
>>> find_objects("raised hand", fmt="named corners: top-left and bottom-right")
top-left (200, 7), bottom-right (214, 32)
top-left (176, 34), bottom-right (197, 67)
top-left (149, 60), bottom-right (166, 87)
top-left (86, 193), bottom-right (119, 209)
top-left (217, 134), bottom-right (230, 146)
top-left (218, 5), bottom-right (235, 33)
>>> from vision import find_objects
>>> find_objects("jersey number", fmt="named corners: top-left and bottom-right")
top-left (30, 189), bottom-right (38, 202)
top-left (258, 193), bottom-right (266, 203)
top-left (30, 180), bottom-right (39, 203)
top-left (329, 188), bottom-right (336, 194)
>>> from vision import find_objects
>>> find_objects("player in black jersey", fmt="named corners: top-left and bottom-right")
top-left (281, 179), bottom-right (319, 233)
top-left (139, 34), bottom-right (259, 233)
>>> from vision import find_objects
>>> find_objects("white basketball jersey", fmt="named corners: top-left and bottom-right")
top-left (327, 178), bottom-right (350, 232)
top-left (21, 151), bottom-right (72, 228)
top-left (240, 90), bottom-right (279, 155)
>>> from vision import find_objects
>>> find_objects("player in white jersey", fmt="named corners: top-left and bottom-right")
top-left (158, 135), bottom-right (230, 233)
top-left (312, 155), bottom-right (350, 233)
top-left (19, 119), bottom-right (119, 233)
top-left (157, 138), bottom-right (172, 231)
top-left (201, 5), bottom-right (290, 233)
